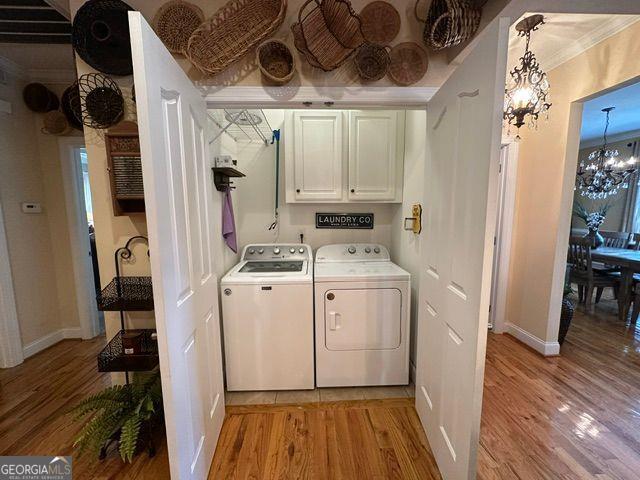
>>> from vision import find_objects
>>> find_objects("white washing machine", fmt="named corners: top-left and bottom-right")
top-left (221, 244), bottom-right (314, 391)
top-left (314, 244), bottom-right (410, 387)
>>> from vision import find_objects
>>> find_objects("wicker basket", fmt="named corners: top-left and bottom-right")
top-left (42, 111), bottom-right (71, 135)
top-left (153, 0), bottom-right (204, 54)
top-left (61, 82), bottom-right (83, 131)
top-left (354, 43), bottom-right (390, 82)
top-left (415, 0), bottom-right (481, 51)
top-left (185, 0), bottom-right (287, 76)
top-left (291, 0), bottom-right (364, 72)
top-left (359, 1), bottom-right (400, 45)
top-left (388, 42), bottom-right (428, 86)
top-left (257, 39), bottom-right (296, 85)
top-left (78, 73), bottom-right (124, 129)
top-left (23, 83), bottom-right (59, 113)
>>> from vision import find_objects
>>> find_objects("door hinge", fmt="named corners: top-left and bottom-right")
top-left (498, 163), bottom-right (502, 173)
top-left (493, 236), bottom-right (497, 246)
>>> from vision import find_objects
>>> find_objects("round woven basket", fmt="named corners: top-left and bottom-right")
top-left (359, 1), bottom-right (400, 45)
top-left (42, 111), bottom-right (71, 135)
top-left (72, 0), bottom-right (134, 75)
top-left (257, 39), bottom-right (296, 85)
top-left (61, 82), bottom-right (83, 130)
top-left (354, 43), bottom-right (390, 82)
top-left (23, 83), bottom-right (59, 113)
top-left (153, 0), bottom-right (204, 54)
top-left (388, 42), bottom-right (428, 86)
top-left (78, 73), bottom-right (124, 129)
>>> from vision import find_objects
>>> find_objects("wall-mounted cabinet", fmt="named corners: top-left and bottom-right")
top-left (285, 110), bottom-right (405, 203)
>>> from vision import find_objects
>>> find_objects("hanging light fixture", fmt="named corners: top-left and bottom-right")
top-left (576, 107), bottom-right (638, 199)
top-left (504, 14), bottom-right (552, 136)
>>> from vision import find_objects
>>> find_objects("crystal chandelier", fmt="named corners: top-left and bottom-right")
top-left (504, 14), bottom-right (552, 136)
top-left (576, 107), bottom-right (638, 199)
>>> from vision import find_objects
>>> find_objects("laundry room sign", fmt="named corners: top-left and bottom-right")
top-left (315, 213), bottom-right (374, 229)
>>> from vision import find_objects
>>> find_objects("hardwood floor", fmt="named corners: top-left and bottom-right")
top-left (1, 295), bottom-right (639, 479)
top-left (478, 296), bottom-right (640, 480)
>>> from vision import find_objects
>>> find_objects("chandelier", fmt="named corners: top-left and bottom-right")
top-left (576, 107), bottom-right (638, 199)
top-left (504, 14), bottom-right (552, 136)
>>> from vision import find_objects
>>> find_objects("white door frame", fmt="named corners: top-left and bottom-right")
top-left (489, 139), bottom-right (519, 333)
top-left (59, 137), bottom-right (101, 340)
top-left (0, 198), bottom-right (23, 368)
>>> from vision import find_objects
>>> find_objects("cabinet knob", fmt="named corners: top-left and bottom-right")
top-left (350, 188), bottom-right (355, 193)
top-left (296, 189), bottom-right (301, 193)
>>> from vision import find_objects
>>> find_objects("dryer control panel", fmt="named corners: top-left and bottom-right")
top-left (242, 244), bottom-right (312, 261)
top-left (315, 244), bottom-right (390, 263)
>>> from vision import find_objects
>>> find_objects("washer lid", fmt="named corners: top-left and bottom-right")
top-left (314, 261), bottom-right (410, 282)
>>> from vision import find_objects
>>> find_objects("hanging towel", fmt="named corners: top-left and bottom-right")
top-left (222, 185), bottom-right (237, 253)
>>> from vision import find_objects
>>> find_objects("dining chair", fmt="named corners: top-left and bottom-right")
top-left (600, 231), bottom-right (631, 248)
top-left (567, 236), bottom-right (619, 312)
top-left (631, 233), bottom-right (640, 250)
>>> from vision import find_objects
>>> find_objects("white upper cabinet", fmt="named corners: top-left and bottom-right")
top-left (285, 110), bottom-right (405, 203)
top-left (348, 110), bottom-right (403, 202)
top-left (289, 111), bottom-right (344, 202)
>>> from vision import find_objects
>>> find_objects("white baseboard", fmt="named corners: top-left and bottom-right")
top-left (22, 327), bottom-right (83, 359)
top-left (505, 323), bottom-right (560, 356)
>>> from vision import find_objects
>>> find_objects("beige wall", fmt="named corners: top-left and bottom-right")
top-left (390, 109), bottom-right (426, 377)
top-left (506, 21), bottom-right (640, 344)
top-left (0, 70), bottom-right (83, 346)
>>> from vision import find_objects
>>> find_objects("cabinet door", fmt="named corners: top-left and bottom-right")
top-left (348, 110), bottom-right (403, 201)
top-left (293, 111), bottom-right (344, 201)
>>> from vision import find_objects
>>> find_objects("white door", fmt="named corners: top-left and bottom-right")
top-left (129, 13), bottom-right (225, 479)
top-left (292, 111), bottom-right (344, 201)
top-left (489, 145), bottom-right (508, 331)
top-left (348, 110), bottom-right (403, 202)
top-left (415, 17), bottom-right (509, 480)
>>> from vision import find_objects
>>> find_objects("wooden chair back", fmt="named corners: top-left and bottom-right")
top-left (631, 233), bottom-right (640, 250)
top-left (567, 236), bottom-right (592, 277)
top-left (600, 230), bottom-right (631, 249)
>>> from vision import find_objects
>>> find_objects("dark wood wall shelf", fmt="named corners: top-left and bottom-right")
top-left (213, 166), bottom-right (245, 191)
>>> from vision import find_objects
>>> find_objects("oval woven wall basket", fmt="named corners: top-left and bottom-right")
top-left (72, 0), bottom-right (134, 76)
top-left (359, 1), bottom-right (400, 45)
top-left (78, 73), bottom-right (125, 129)
top-left (61, 81), bottom-right (84, 131)
top-left (185, 0), bottom-right (287, 76)
top-left (388, 42), bottom-right (428, 86)
top-left (23, 83), bottom-right (59, 113)
top-left (415, 0), bottom-right (481, 51)
top-left (354, 43), bottom-right (390, 82)
top-left (153, 0), bottom-right (204, 54)
top-left (42, 111), bottom-right (71, 136)
top-left (257, 39), bottom-right (296, 85)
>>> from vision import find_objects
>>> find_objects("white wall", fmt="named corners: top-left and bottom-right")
top-left (228, 110), bottom-right (395, 255)
top-left (390, 110), bottom-right (426, 379)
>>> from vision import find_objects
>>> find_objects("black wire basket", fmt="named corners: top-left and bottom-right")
top-left (61, 81), bottom-right (83, 131)
top-left (72, 0), bottom-right (134, 76)
top-left (97, 276), bottom-right (154, 311)
top-left (78, 73), bottom-right (124, 129)
top-left (98, 329), bottom-right (159, 372)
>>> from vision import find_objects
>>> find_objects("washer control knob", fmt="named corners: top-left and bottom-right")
top-left (364, 247), bottom-right (371, 253)
top-left (258, 248), bottom-right (264, 254)
top-left (248, 249), bottom-right (255, 254)
top-left (273, 247), bottom-right (281, 254)
top-left (299, 247), bottom-right (305, 253)
top-left (289, 247), bottom-right (296, 254)
top-left (374, 246), bottom-right (381, 254)
top-left (348, 246), bottom-right (356, 254)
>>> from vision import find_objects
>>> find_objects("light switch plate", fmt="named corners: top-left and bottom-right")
top-left (21, 202), bottom-right (42, 214)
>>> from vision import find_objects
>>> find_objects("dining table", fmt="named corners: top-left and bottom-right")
top-left (591, 246), bottom-right (640, 321)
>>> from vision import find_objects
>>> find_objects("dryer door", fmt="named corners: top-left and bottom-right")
top-left (325, 288), bottom-right (401, 350)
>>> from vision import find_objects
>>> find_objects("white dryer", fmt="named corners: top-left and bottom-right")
top-left (221, 244), bottom-right (314, 391)
top-left (314, 244), bottom-right (410, 387)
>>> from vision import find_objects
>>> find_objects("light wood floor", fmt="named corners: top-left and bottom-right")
top-left (1, 295), bottom-right (639, 479)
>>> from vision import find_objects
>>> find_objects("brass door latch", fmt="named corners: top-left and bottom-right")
top-left (404, 204), bottom-right (422, 234)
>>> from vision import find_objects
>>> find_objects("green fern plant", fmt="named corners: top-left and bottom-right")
top-left (69, 370), bottom-right (163, 462)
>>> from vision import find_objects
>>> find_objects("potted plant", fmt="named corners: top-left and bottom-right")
top-left (69, 370), bottom-right (163, 462)
top-left (572, 201), bottom-right (613, 248)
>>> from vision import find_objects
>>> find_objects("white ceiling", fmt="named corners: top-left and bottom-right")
top-left (0, 43), bottom-right (75, 82)
top-left (581, 82), bottom-right (640, 144)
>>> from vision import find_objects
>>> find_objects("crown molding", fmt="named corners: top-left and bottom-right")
top-left (201, 85), bottom-right (438, 108)
top-left (580, 128), bottom-right (640, 150)
top-left (545, 16), bottom-right (640, 72)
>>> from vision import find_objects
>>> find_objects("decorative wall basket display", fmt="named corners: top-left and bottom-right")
top-left (61, 81), bottom-right (83, 131)
top-left (257, 39), bottom-right (296, 85)
top-left (72, 0), bottom-right (134, 76)
top-left (415, 0), bottom-right (481, 51)
top-left (354, 43), bottom-right (390, 82)
top-left (185, 0), bottom-right (287, 76)
top-left (22, 83), bottom-right (59, 113)
top-left (359, 1), bottom-right (400, 45)
top-left (291, 0), bottom-right (364, 72)
top-left (41, 111), bottom-right (71, 135)
top-left (388, 42), bottom-right (428, 86)
top-left (153, 0), bottom-right (204, 54)
top-left (78, 73), bottom-right (125, 129)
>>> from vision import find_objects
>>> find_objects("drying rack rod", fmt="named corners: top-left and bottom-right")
top-left (208, 109), bottom-right (273, 145)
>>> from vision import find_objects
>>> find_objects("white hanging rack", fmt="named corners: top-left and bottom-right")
top-left (208, 109), bottom-right (273, 145)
